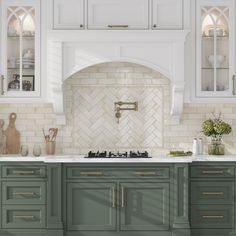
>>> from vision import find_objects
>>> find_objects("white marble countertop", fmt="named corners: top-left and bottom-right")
top-left (0, 155), bottom-right (235, 163)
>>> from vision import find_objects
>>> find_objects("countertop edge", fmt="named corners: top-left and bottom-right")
top-left (0, 155), bottom-right (235, 163)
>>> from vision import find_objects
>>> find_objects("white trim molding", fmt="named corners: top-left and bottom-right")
top-left (47, 30), bottom-right (189, 124)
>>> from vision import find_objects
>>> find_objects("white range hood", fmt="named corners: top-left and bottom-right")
top-left (47, 30), bottom-right (189, 125)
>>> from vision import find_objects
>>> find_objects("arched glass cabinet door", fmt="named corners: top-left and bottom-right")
top-left (1, 0), bottom-right (40, 97)
top-left (196, 0), bottom-right (235, 97)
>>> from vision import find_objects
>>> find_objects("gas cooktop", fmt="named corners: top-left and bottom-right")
top-left (85, 151), bottom-right (151, 158)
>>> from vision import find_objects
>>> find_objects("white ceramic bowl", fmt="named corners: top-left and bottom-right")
top-left (208, 54), bottom-right (225, 68)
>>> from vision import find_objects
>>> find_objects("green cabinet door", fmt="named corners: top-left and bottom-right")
top-left (120, 182), bottom-right (170, 231)
top-left (67, 182), bottom-right (117, 231)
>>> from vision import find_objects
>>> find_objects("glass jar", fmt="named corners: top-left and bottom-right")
top-left (208, 136), bottom-right (225, 155)
top-left (33, 145), bottom-right (41, 157)
top-left (20, 145), bottom-right (29, 156)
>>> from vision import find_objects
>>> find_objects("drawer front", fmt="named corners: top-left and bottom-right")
top-left (67, 167), bottom-right (170, 179)
top-left (191, 205), bottom-right (233, 229)
top-left (2, 166), bottom-right (46, 178)
top-left (190, 166), bottom-right (234, 178)
top-left (2, 205), bottom-right (46, 229)
top-left (2, 182), bottom-right (46, 205)
top-left (191, 181), bottom-right (234, 204)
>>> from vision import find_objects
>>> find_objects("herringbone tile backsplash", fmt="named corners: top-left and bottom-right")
top-left (63, 62), bottom-right (170, 154)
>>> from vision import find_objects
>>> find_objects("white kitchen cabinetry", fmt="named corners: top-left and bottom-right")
top-left (87, 0), bottom-right (149, 30)
top-left (0, 0), bottom-right (40, 98)
top-left (196, 0), bottom-right (235, 97)
top-left (53, 0), bottom-right (84, 29)
top-left (152, 0), bottom-right (183, 29)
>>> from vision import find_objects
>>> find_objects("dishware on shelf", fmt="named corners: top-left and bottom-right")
top-left (33, 145), bottom-right (41, 157)
top-left (204, 24), bottom-right (227, 37)
top-left (207, 54), bottom-right (225, 68)
top-left (7, 26), bottom-right (17, 36)
top-left (20, 145), bottom-right (29, 156)
top-left (23, 48), bottom-right (34, 59)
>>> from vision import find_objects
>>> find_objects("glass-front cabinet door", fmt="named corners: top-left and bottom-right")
top-left (1, 0), bottom-right (40, 97)
top-left (196, 0), bottom-right (235, 97)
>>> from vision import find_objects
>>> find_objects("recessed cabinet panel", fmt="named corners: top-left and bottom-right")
top-left (88, 0), bottom-right (149, 30)
top-left (152, 0), bottom-right (183, 29)
top-left (67, 182), bottom-right (117, 231)
top-left (120, 182), bottom-right (170, 231)
top-left (53, 0), bottom-right (84, 29)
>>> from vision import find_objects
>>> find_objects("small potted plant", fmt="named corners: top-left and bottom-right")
top-left (202, 113), bottom-right (232, 155)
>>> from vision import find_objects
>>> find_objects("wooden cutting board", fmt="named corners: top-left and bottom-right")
top-left (4, 113), bottom-right (20, 154)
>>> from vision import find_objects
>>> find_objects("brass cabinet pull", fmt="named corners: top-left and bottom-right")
top-left (80, 171), bottom-right (103, 176)
top-left (202, 215), bottom-right (224, 219)
top-left (12, 170), bottom-right (35, 174)
top-left (108, 25), bottom-right (129, 28)
top-left (121, 186), bottom-right (125, 208)
top-left (14, 192), bottom-right (35, 196)
top-left (13, 215), bottom-right (35, 219)
top-left (1, 75), bottom-right (5, 95)
top-left (202, 192), bottom-right (224, 195)
top-left (134, 171), bottom-right (158, 176)
top-left (233, 75), bottom-right (236, 95)
top-left (112, 187), bottom-right (115, 208)
top-left (202, 170), bottom-right (224, 174)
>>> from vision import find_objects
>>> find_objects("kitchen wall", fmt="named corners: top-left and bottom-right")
top-left (1, 62), bottom-right (236, 155)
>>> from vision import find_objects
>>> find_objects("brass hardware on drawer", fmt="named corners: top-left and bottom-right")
top-left (133, 172), bottom-right (159, 176)
top-left (13, 192), bottom-right (35, 196)
top-left (202, 170), bottom-right (224, 174)
top-left (12, 170), bottom-right (35, 174)
top-left (13, 215), bottom-right (35, 219)
top-left (80, 171), bottom-right (103, 176)
top-left (202, 192), bottom-right (224, 195)
top-left (112, 187), bottom-right (115, 208)
top-left (233, 75), bottom-right (236, 95)
top-left (202, 215), bottom-right (224, 219)
top-left (108, 24), bottom-right (129, 28)
top-left (121, 186), bottom-right (125, 208)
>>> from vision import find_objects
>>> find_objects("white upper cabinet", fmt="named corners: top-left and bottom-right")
top-left (196, 0), bottom-right (235, 97)
top-left (87, 0), bottom-right (149, 30)
top-left (0, 0), bottom-right (40, 98)
top-left (152, 0), bottom-right (183, 29)
top-left (53, 0), bottom-right (84, 29)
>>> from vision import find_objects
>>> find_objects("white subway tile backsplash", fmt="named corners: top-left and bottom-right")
top-left (0, 62), bottom-right (236, 155)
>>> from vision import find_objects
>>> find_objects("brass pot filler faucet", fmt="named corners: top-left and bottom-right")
top-left (114, 101), bottom-right (138, 124)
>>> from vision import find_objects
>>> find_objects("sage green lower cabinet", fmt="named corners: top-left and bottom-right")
top-left (64, 163), bottom-right (190, 236)
top-left (67, 182), bottom-right (117, 231)
top-left (120, 182), bottom-right (169, 231)
top-left (190, 163), bottom-right (236, 236)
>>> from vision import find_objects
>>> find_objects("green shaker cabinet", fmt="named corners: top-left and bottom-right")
top-left (64, 163), bottom-right (189, 236)
top-left (67, 182), bottom-right (117, 231)
top-left (190, 163), bottom-right (236, 236)
top-left (120, 182), bottom-right (170, 231)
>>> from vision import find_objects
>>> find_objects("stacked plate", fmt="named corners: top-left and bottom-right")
top-left (16, 58), bottom-right (34, 68)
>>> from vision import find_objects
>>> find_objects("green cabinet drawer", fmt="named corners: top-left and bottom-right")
top-left (67, 167), bottom-right (170, 179)
top-left (2, 166), bottom-right (46, 178)
top-left (2, 205), bottom-right (46, 229)
top-left (190, 166), bottom-right (234, 178)
top-left (191, 205), bottom-right (234, 229)
top-left (191, 181), bottom-right (234, 204)
top-left (2, 182), bottom-right (46, 205)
